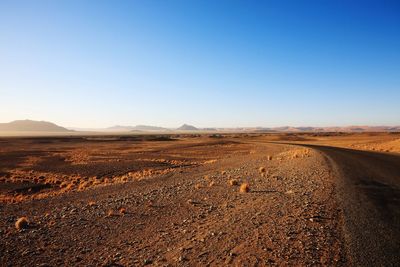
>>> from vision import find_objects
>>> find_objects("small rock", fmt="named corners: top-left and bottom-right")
top-left (143, 258), bottom-right (152, 265)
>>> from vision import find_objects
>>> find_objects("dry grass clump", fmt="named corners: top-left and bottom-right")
top-left (107, 210), bottom-right (115, 217)
top-left (15, 217), bottom-right (29, 230)
top-left (78, 181), bottom-right (92, 191)
top-left (65, 183), bottom-right (75, 191)
top-left (59, 181), bottom-right (69, 189)
top-left (229, 179), bottom-right (238, 186)
top-left (239, 183), bottom-right (250, 193)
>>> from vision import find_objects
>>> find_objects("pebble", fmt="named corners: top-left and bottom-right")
top-left (143, 258), bottom-right (152, 265)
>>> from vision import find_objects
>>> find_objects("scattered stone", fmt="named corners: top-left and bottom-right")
top-left (15, 217), bottom-right (29, 230)
top-left (143, 258), bottom-right (152, 265)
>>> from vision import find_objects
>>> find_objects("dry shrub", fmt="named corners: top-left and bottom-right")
top-left (221, 171), bottom-right (227, 175)
top-left (195, 184), bottom-right (202, 190)
top-left (78, 181), bottom-right (92, 191)
top-left (259, 167), bottom-right (266, 173)
top-left (92, 180), bottom-right (102, 186)
top-left (15, 217), bottom-right (29, 230)
top-left (229, 179), bottom-right (238, 186)
top-left (240, 183), bottom-right (250, 193)
top-left (88, 201), bottom-right (96, 207)
top-left (59, 181), bottom-right (69, 188)
top-left (267, 155), bottom-right (273, 161)
top-left (209, 181), bottom-right (215, 187)
top-left (119, 207), bottom-right (126, 214)
top-left (204, 175), bottom-right (210, 181)
top-left (107, 210), bottom-right (115, 217)
top-left (65, 183), bottom-right (74, 191)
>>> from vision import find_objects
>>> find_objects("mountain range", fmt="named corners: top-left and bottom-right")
top-left (0, 120), bottom-right (72, 132)
top-left (1, 120), bottom-right (400, 133)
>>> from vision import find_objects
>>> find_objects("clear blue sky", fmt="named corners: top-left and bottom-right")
top-left (1, 0), bottom-right (399, 128)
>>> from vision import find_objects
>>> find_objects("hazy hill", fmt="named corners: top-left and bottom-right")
top-left (0, 120), bottom-right (71, 132)
top-left (247, 126), bottom-right (400, 133)
top-left (132, 125), bottom-right (168, 131)
top-left (106, 125), bottom-right (168, 132)
top-left (177, 124), bottom-right (198, 131)
top-left (106, 125), bottom-right (136, 131)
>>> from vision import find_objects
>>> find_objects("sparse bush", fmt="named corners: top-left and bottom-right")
top-left (65, 183), bottom-right (74, 191)
top-left (267, 155), bottom-right (273, 161)
top-left (78, 181), bottom-right (92, 191)
top-left (119, 207), bottom-right (126, 214)
top-left (209, 181), bottom-right (215, 187)
top-left (195, 184), bottom-right (202, 189)
top-left (15, 217), bottom-right (29, 230)
top-left (221, 171), bottom-right (227, 175)
top-left (259, 167), bottom-right (266, 173)
top-left (240, 183), bottom-right (250, 193)
top-left (59, 181), bottom-right (69, 188)
top-left (107, 210), bottom-right (115, 217)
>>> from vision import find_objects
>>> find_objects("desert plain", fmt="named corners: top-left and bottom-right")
top-left (1, 132), bottom-right (400, 266)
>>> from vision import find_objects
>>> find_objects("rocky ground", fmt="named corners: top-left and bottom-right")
top-left (0, 136), bottom-right (349, 266)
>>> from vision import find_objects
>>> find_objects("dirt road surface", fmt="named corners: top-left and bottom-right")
top-left (304, 145), bottom-right (400, 266)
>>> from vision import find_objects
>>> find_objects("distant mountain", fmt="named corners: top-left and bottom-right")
top-left (132, 125), bottom-right (168, 131)
top-left (267, 126), bottom-right (400, 133)
top-left (273, 126), bottom-right (303, 132)
top-left (177, 124), bottom-right (198, 131)
top-left (106, 125), bottom-right (137, 132)
top-left (4, 120), bottom-right (398, 133)
top-left (106, 125), bottom-right (168, 132)
top-left (236, 126), bottom-right (400, 133)
top-left (0, 120), bottom-right (71, 132)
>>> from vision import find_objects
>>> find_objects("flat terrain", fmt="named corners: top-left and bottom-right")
top-left (1, 133), bottom-right (399, 266)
